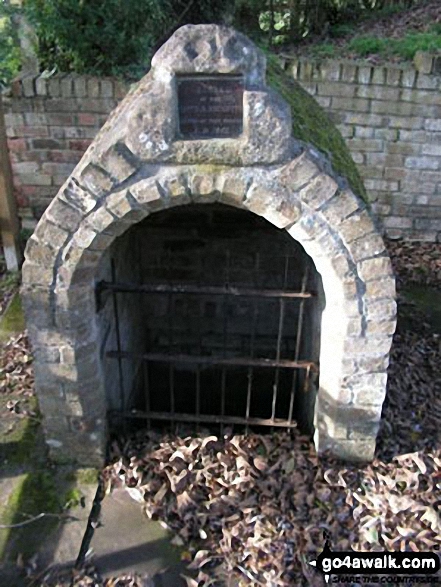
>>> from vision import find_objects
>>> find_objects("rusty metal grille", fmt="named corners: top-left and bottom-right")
top-left (97, 247), bottom-right (319, 433)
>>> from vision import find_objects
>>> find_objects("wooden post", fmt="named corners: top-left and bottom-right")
top-left (0, 94), bottom-right (22, 271)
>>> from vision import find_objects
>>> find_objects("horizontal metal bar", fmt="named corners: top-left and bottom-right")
top-left (109, 409), bottom-right (298, 428)
top-left (106, 350), bottom-right (317, 371)
top-left (96, 280), bottom-right (314, 299)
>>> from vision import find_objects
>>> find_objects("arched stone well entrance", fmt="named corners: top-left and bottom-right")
top-left (21, 24), bottom-right (396, 466)
top-left (96, 203), bottom-right (324, 440)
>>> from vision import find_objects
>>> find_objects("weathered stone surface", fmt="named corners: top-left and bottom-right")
top-left (339, 209), bottom-right (376, 243)
top-left (46, 199), bottom-right (83, 233)
top-left (60, 178), bottom-right (98, 214)
top-left (79, 164), bottom-right (113, 197)
top-left (280, 152), bottom-right (319, 191)
top-left (151, 24), bottom-right (266, 86)
top-left (319, 189), bottom-right (359, 224)
top-left (298, 173), bottom-right (338, 210)
top-left (357, 256), bottom-right (393, 282)
top-left (98, 143), bottom-right (139, 184)
top-left (128, 177), bottom-right (162, 206)
top-left (22, 24), bottom-right (395, 466)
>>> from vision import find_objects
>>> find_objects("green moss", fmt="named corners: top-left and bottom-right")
top-left (0, 470), bottom-right (61, 561)
top-left (64, 467), bottom-right (99, 485)
top-left (0, 397), bottom-right (46, 467)
top-left (0, 293), bottom-right (25, 343)
top-left (75, 467), bottom-right (99, 485)
top-left (264, 53), bottom-right (367, 203)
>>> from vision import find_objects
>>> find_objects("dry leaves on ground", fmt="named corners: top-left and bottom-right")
top-left (12, 240), bottom-right (441, 586)
top-left (0, 332), bottom-right (34, 398)
top-left (386, 240), bottom-right (441, 290)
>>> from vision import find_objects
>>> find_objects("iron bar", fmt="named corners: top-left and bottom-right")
top-left (111, 259), bottom-right (125, 417)
top-left (110, 410), bottom-right (298, 429)
top-left (143, 361), bottom-right (151, 431)
top-left (221, 251), bottom-right (230, 435)
top-left (245, 253), bottom-right (260, 432)
top-left (288, 264), bottom-right (310, 424)
top-left (96, 280), bottom-right (314, 299)
top-left (167, 254), bottom-right (175, 424)
top-left (271, 255), bottom-right (290, 423)
top-left (106, 350), bottom-right (317, 370)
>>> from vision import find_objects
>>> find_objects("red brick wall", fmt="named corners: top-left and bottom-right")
top-left (3, 55), bottom-right (441, 240)
top-left (3, 74), bottom-right (130, 230)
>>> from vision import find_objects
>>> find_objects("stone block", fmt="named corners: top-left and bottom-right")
top-left (319, 189), bottom-right (359, 225)
top-left (245, 184), bottom-right (301, 229)
top-left (317, 82), bottom-right (354, 97)
top-left (349, 233), bottom-right (386, 262)
top-left (357, 257), bottom-right (393, 282)
top-left (298, 173), bottom-right (338, 210)
top-left (405, 156), bottom-right (439, 171)
top-left (385, 67), bottom-right (402, 87)
top-left (99, 143), bottom-right (139, 184)
top-left (388, 116), bottom-right (424, 130)
top-left (87, 206), bottom-right (116, 233)
top-left (189, 173), bottom-right (219, 201)
top-left (129, 177), bottom-right (163, 207)
top-left (46, 198), bottom-right (83, 232)
top-left (357, 66), bottom-right (372, 84)
top-left (413, 51), bottom-right (433, 74)
top-left (341, 64), bottom-right (357, 83)
top-left (401, 69), bottom-right (416, 88)
top-left (60, 178), bottom-right (98, 214)
top-left (339, 210), bottom-right (375, 243)
top-left (357, 85), bottom-right (399, 101)
top-left (280, 152), bottom-right (319, 192)
top-left (344, 335), bottom-right (393, 357)
top-left (365, 319), bottom-right (396, 336)
top-left (365, 276), bottom-right (396, 299)
top-left (80, 164), bottom-right (114, 197)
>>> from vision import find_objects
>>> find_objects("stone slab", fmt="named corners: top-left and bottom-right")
top-left (38, 483), bottom-right (98, 569)
top-left (90, 488), bottom-right (187, 585)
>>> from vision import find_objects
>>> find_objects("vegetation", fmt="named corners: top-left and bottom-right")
top-left (0, 0), bottom-right (428, 81)
top-left (265, 52), bottom-right (367, 201)
top-left (23, 0), bottom-right (233, 78)
top-left (0, 2), bottom-right (21, 86)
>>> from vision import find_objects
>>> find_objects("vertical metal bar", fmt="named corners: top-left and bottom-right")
top-left (288, 263), bottom-right (310, 424)
top-left (271, 255), bottom-right (290, 422)
top-left (168, 250), bottom-right (175, 427)
top-left (196, 250), bottom-right (202, 432)
top-left (303, 364), bottom-right (311, 394)
top-left (144, 361), bottom-right (151, 431)
top-left (220, 250), bottom-right (230, 435)
top-left (245, 253), bottom-right (260, 433)
top-left (111, 259), bottom-right (125, 418)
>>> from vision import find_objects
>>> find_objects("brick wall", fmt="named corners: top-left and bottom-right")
top-left (284, 53), bottom-right (441, 241)
top-left (3, 74), bottom-right (129, 230)
top-left (3, 53), bottom-right (441, 240)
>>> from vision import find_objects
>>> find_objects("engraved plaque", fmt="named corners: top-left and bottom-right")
top-left (177, 75), bottom-right (244, 139)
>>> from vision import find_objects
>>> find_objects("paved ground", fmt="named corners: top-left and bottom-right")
top-left (90, 488), bottom-right (188, 586)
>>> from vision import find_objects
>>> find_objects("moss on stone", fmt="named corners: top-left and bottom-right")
top-left (0, 471), bottom-right (61, 561)
top-left (0, 293), bottom-right (25, 343)
top-left (0, 397), bottom-right (46, 466)
top-left (65, 467), bottom-right (99, 485)
top-left (264, 53), bottom-right (367, 203)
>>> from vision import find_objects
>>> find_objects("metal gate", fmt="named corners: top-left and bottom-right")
top-left (96, 248), bottom-right (319, 433)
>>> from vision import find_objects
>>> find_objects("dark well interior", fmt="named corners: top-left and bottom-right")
top-left (96, 204), bottom-right (324, 436)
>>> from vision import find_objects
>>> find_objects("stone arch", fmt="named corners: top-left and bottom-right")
top-left (22, 153), bottom-right (395, 464)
